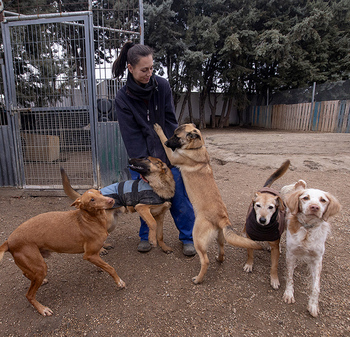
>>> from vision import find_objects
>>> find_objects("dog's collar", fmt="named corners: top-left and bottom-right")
top-left (297, 213), bottom-right (319, 229)
top-left (186, 146), bottom-right (203, 150)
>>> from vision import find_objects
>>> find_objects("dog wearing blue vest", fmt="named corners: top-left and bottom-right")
top-left (61, 157), bottom-right (175, 253)
top-left (243, 160), bottom-right (290, 289)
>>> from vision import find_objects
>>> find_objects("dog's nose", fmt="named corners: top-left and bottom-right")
top-left (259, 217), bottom-right (266, 224)
top-left (310, 204), bottom-right (320, 212)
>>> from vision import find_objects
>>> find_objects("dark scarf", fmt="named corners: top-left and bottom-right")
top-left (245, 188), bottom-right (286, 242)
top-left (126, 72), bottom-right (158, 101)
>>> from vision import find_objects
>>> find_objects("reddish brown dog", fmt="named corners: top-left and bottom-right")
top-left (0, 189), bottom-right (125, 317)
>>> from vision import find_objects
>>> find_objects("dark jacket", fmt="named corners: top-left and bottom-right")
top-left (245, 187), bottom-right (286, 242)
top-left (115, 75), bottom-right (178, 166)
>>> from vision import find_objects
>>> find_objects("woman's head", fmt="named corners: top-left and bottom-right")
top-left (112, 42), bottom-right (154, 84)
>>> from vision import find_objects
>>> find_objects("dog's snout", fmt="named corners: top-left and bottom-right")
top-left (310, 204), bottom-right (320, 212)
top-left (107, 198), bottom-right (114, 205)
top-left (259, 217), bottom-right (267, 224)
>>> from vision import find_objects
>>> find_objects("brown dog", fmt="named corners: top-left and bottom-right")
top-left (61, 156), bottom-right (175, 253)
top-left (0, 189), bottom-right (125, 316)
top-left (154, 123), bottom-right (262, 284)
top-left (243, 160), bottom-right (290, 289)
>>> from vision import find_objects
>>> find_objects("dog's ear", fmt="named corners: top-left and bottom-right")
top-left (276, 196), bottom-right (285, 211)
top-left (71, 198), bottom-right (82, 209)
top-left (285, 190), bottom-right (304, 215)
top-left (295, 180), bottom-right (307, 190)
top-left (186, 131), bottom-right (201, 141)
top-left (161, 162), bottom-right (168, 173)
top-left (253, 192), bottom-right (261, 203)
top-left (323, 193), bottom-right (341, 220)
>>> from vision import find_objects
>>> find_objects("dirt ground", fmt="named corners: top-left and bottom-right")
top-left (1, 127), bottom-right (350, 337)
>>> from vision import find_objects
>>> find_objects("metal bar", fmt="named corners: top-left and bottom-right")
top-left (86, 12), bottom-right (99, 188)
top-left (139, 0), bottom-right (144, 44)
top-left (4, 11), bottom-right (91, 22)
top-left (67, 21), bottom-right (140, 35)
top-left (5, 10), bottom-right (140, 35)
top-left (1, 21), bottom-right (24, 186)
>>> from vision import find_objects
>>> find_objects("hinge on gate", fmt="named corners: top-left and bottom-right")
top-left (10, 106), bottom-right (32, 116)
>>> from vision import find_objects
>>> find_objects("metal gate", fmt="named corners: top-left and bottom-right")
top-left (2, 13), bottom-right (98, 189)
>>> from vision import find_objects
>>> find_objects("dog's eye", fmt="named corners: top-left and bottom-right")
top-left (320, 198), bottom-right (327, 203)
top-left (90, 198), bottom-right (95, 202)
top-left (268, 206), bottom-right (274, 210)
top-left (256, 204), bottom-right (261, 208)
top-left (302, 196), bottom-right (310, 201)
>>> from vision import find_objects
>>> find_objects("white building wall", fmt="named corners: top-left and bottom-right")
top-left (175, 92), bottom-right (241, 126)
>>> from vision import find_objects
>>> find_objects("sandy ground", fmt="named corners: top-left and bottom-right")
top-left (0, 127), bottom-right (349, 337)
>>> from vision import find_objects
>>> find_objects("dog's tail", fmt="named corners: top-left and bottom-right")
top-left (60, 167), bottom-right (81, 200)
top-left (223, 227), bottom-right (263, 250)
top-left (0, 241), bottom-right (9, 262)
top-left (263, 159), bottom-right (291, 188)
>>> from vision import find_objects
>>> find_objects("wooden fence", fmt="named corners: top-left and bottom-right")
top-left (250, 100), bottom-right (350, 133)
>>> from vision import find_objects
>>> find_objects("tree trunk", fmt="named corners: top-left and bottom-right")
top-left (188, 91), bottom-right (193, 123)
top-left (219, 98), bottom-right (228, 128)
top-left (199, 90), bottom-right (208, 129)
top-left (208, 91), bottom-right (218, 128)
top-left (219, 97), bottom-right (233, 128)
top-left (178, 91), bottom-right (189, 124)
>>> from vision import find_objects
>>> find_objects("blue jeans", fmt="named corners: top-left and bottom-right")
top-left (129, 166), bottom-right (195, 244)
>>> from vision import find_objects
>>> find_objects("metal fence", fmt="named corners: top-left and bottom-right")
top-left (0, 1), bottom-right (141, 189)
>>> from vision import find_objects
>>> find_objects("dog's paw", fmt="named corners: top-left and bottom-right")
top-left (243, 263), bottom-right (253, 273)
top-left (103, 242), bottom-right (115, 250)
top-left (270, 277), bottom-right (280, 290)
top-left (37, 304), bottom-right (53, 317)
top-left (117, 279), bottom-right (126, 289)
top-left (283, 290), bottom-right (295, 304)
top-left (149, 240), bottom-right (157, 248)
top-left (192, 275), bottom-right (203, 285)
top-left (154, 123), bottom-right (162, 134)
top-left (99, 247), bottom-right (109, 256)
top-left (42, 307), bottom-right (54, 317)
top-left (216, 254), bottom-right (225, 263)
top-left (307, 302), bottom-right (319, 317)
top-left (161, 245), bottom-right (173, 254)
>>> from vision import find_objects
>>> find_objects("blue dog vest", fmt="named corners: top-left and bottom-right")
top-left (100, 179), bottom-right (168, 208)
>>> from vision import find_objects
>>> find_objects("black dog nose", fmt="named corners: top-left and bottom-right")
top-left (259, 217), bottom-right (266, 224)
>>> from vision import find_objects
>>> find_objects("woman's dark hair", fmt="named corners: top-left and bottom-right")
top-left (112, 42), bottom-right (154, 79)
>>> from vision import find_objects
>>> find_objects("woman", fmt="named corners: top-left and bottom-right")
top-left (112, 42), bottom-right (196, 256)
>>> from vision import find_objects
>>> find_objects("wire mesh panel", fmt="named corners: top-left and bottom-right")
top-left (92, 1), bottom-right (141, 185)
top-left (93, 0), bottom-right (141, 120)
top-left (1, 1), bottom-right (142, 189)
top-left (0, 58), bottom-right (18, 186)
top-left (3, 15), bottom-right (96, 188)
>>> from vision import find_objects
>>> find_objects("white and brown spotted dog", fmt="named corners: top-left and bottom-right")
top-left (282, 180), bottom-right (341, 317)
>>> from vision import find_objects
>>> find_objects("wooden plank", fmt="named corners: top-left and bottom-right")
top-left (330, 100), bottom-right (339, 132)
top-left (299, 103), bottom-right (305, 130)
top-left (319, 101), bottom-right (326, 131)
top-left (311, 102), bottom-right (320, 131)
top-left (304, 103), bottom-right (312, 131)
top-left (343, 101), bottom-right (350, 133)
top-left (337, 101), bottom-right (346, 132)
